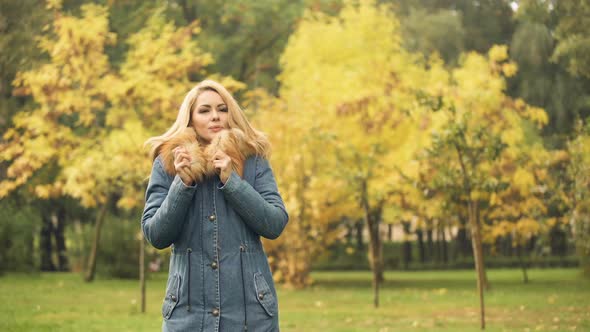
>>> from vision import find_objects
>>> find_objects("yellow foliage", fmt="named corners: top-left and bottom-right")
top-left (1, 3), bottom-right (215, 208)
top-left (488, 45), bottom-right (509, 63)
top-left (513, 168), bottom-right (536, 196)
top-left (515, 218), bottom-right (541, 238)
top-left (524, 106), bottom-right (549, 128)
top-left (502, 62), bottom-right (518, 77)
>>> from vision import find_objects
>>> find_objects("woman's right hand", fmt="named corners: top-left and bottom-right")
top-left (173, 146), bottom-right (193, 186)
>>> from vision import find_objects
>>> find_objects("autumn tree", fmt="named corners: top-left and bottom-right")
top-left (244, 88), bottom-right (356, 289)
top-left (418, 45), bottom-right (549, 329)
top-left (1, 1), bottom-right (221, 282)
top-left (1, 2), bottom-right (116, 272)
top-left (567, 121), bottom-right (590, 276)
top-left (276, 0), bottom-right (441, 305)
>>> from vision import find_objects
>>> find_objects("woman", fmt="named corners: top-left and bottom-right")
top-left (142, 79), bottom-right (288, 331)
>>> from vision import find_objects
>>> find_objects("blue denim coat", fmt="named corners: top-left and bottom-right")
top-left (142, 155), bottom-right (288, 331)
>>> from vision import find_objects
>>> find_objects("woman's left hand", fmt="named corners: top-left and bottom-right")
top-left (212, 150), bottom-right (232, 184)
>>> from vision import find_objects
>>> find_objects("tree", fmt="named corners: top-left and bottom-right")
top-left (0, 0), bottom-right (50, 131)
top-left (391, 0), bottom-right (515, 56)
top-left (1, 2), bottom-right (116, 273)
top-left (401, 8), bottom-right (465, 65)
top-left (1, 1), bottom-right (219, 282)
top-left (484, 143), bottom-right (558, 283)
top-left (168, 0), bottom-right (305, 93)
top-left (244, 88), bottom-right (355, 289)
top-left (567, 121), bottom-right (590, 276)
top-left (552, 0), bottom-right (590, 79)
top-left (509, 1), bottom-right (588, 136)
top-left (277, 0), bottom-right (438, 305)
top-left (419, 45), bottom-right (549, 328)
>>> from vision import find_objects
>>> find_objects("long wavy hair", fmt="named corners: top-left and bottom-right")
top-left (145, 79), bottom-right (270, 161)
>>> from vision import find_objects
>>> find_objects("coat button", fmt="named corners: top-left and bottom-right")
top-left (258, 293), bottom-right (264, 300)
top-left (211, 261), bottom-right (218, 270)
top-left (170, 295), bottom-right (177, 302)
top-left (212, 308), bottom-right (220, 317)
top-left (209, 214), bottom-right (216, 222)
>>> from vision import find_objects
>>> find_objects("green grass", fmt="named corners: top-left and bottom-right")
top-left (0, 269), bottom-right (589, 331)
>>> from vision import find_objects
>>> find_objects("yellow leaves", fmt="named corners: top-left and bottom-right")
top-left (502, 62), bottom-right (518, 77)
top-left (552, 149), bottom-right (570, 164)
top-left (487, 218), bottom-right (540, 243)
top-left (453, 52), bottom-right (505, 112)
top-left (62, 120), bottom-right (151, 208)
top-left (470, 190), bottom-right (485, 201)
top-left (524, 106), bottom-right (549, 128)
top-left (205, 74), bottom-right (247, 95)
top-left (501, 126), bottom-right (524, 146)
top-left (515, 218), bottom-right (541, 238)
top-left (489, 192), bottom-right (499, 206)
top-left (35, 183), bottom-right (63, 199)
top-left (513, 167), bottom-right (536, 196)
top-left (488, 45), bottom-right (509, 63)
top-left (546, 217), bottom-right (559, 228)
top-left (280, 0), bottom-right (404, 108)
top-left (45, 0), bottom-right (62, 10)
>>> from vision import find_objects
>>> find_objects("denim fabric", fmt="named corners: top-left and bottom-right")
top-left (142, 156), bottom-right (288, 332)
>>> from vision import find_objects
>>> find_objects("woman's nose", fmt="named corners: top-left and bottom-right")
top-left (211, 109), bottom-right (220, 120)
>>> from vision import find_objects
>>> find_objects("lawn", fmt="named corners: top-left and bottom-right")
top-left (0, 269), bottom-right (588, 331)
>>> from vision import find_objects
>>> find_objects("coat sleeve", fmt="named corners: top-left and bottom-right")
top-left (219, 158), bottom-right (289, 239)
top-left (141, 157), bottom-right (197, 249)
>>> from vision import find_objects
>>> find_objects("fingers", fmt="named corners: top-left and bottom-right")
top-left (178, 167), bottom-right (194, 186)
top-left (212, 157), bottom-right (231, 170)
top-left (175, 159), bottom-right (192, 169)
top-left (174, 147), bottom-right (192, 181)
top-left (174, 147), bottom-right (191, 164)
top-left (212, 151), bottom-right (231, 164)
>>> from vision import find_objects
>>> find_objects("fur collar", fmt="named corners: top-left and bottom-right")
top-left (158, 127), bottom-right (256, 183)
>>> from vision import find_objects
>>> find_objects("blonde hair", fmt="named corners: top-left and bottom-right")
top-left (145, 79), bottom-right (270, 160)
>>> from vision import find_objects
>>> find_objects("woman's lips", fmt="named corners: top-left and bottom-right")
top-left (209, 126), bottom-right (223, 132)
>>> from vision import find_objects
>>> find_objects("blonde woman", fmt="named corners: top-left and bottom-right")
top-left (142, 79), bottom-right (288, 331)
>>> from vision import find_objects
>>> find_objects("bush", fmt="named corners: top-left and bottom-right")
top-left (0, 199), bottom-right (38, 274)
top-left (312, 242), bottom-right (580, 271)
top-left (68, 214), bottom-right (142, 279)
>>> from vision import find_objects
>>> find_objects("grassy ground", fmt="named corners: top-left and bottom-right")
top-left (0, 269), bottom-right (588, 331)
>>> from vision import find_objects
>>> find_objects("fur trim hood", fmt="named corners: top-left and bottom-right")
top-left (158, 127), bottom-right (257, 183)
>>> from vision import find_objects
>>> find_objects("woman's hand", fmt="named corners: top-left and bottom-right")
top-left (212, 150), bottom-right (232, 184)
top-left (173, 146), bottom-right (194, 186)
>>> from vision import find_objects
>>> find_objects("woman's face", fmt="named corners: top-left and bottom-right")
top-left (191, 90), bottom-right (229, 144)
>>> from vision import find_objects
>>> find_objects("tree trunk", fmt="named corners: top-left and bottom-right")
top-left (402, 221), bottom-right (412, 269)
top-left (346, 223), bottom-right (353, 245)
top-left (361, 180), bottom-right (383, 308)
top-left (442, 225), bottom-right (448, 264)
top-left (55, 206), bottom-right (69, 271)
top-left (140, 235), bottom-right (146, 313)
top-left (435, 224), bottom-right (442, 263)
top-left (417, 229), bottom-right (425, 263)
top-left (456, 218), bottom-right (471, 258)
top-left (500, 235), bottom-right (511, 257)
top-left (84, 202), bottom-right (109, 282)
top-left (427, 227), bottom-right (434, 262)
top-left (40, 214), bottom-right (56, 272)
top-left (355, 219), bottom-right (364, 250)
top-left (549, 225), bottom-right (568, 256)
top-left (387, 224), bottom-right (393, 242)
top-left (517, 244), bottom-right (529, 284)
top-left (468, 201), bottom-right (486, 330)
top-left (366, 216), bottom-right (382, 308)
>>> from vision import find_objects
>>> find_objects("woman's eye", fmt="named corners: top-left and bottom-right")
top-left (219, 107), bottom-right (228, 112)
top-left (198, 109), bottom-right (209, 113)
